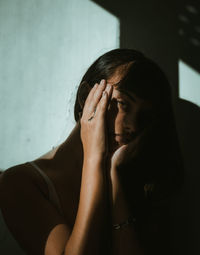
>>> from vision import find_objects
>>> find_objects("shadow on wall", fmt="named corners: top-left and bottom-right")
top-left (92, 0), bottom-right (200, 254)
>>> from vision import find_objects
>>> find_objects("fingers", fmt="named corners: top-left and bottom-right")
top-left (83, 83), bottom-right (98, 112)
top-left (82, 80), bottom-right (105, 118)
top-left (82, 80), bottom-right (112, 120)
top-left (125, 121), bottom-right (158, 159)
top-left (96, 84), bottom-right (112, 116)
top-left (87, 79), bottom-right (107, 114)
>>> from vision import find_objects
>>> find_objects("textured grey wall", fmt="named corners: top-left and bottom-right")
top-left (0, 0), bottom-right (119, 169)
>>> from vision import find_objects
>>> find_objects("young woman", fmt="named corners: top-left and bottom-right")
top-left (0, 49), bottom-right (183, 255)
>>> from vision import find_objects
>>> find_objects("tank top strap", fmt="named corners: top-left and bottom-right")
top-left (29, 161), bottom-right (63, 216)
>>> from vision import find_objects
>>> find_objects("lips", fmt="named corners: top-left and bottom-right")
top-left (115, 134), bottom-right (131, 143)
top-left (109, 132), bottom-right (136, 144)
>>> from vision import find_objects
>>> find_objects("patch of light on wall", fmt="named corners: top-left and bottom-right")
top-left (0, 0), bottom-right (119, 169)
top-left (179, 59), bottom-right (200, 107)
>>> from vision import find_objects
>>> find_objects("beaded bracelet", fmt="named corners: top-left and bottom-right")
top-left (113, 216), bottom-right (136, 230)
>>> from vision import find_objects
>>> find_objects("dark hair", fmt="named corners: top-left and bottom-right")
top-left (74, 48), bottom-right (172, 122)
top-left (74, 48), bottom-right (183, 202)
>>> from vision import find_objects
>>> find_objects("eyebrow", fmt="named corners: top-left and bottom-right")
top-left (114, 86), bottom-right (136, 102)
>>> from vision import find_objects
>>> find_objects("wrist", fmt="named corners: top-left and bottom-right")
top-left (84, 153), bottom-right (106, 165)
top-left (109, 172), bottom-right (133, 221)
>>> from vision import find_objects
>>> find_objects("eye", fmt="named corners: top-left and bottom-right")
top-left (117, 100), bottom-right (129, 111)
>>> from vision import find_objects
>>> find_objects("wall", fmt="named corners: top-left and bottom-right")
top-left (0, 0), bottom-right (119, 169)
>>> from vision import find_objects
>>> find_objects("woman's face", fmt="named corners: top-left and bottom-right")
top-left (106, 72), bottom-right (154, 152)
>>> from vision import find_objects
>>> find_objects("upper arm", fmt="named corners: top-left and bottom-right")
top-left (0, 166), bottom-right (71, 255)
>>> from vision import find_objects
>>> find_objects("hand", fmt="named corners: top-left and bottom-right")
top-left (110, 136), bottom-right (141, 171)
top-left (110, 120), bottom-right (158, 170)
top-left (109, 122), bottom-right (157, 212)
top-left (80, 80), bottom-right (113, 160)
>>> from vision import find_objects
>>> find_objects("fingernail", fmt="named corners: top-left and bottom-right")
top-left (100, 79), bottom-right (105, 86)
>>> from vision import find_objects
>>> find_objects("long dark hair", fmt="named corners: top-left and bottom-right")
top-left (74, 48), bottom-right (183, 203)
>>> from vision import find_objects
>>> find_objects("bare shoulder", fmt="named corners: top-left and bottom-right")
top-left (0, 162), bottom-right (49, 200)
top-left (0, 163), bottom-right (71, 255)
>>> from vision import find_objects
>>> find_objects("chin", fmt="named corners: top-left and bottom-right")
top-left (108, 138), bottom-right (127, 153)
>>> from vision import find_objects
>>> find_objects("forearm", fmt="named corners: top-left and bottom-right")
top-left (64, 158), bottom-right (108, 255)
top-left (110, 168), bottom-right (143, 255)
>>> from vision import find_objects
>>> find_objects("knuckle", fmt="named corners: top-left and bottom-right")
top-left (100, 98), bottom-right (107, 109)
top-left (94, 91), bottom-right (101, 101)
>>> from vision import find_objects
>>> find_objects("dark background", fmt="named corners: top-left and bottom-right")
top-left (92, 0), bottom-right (200, 254)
